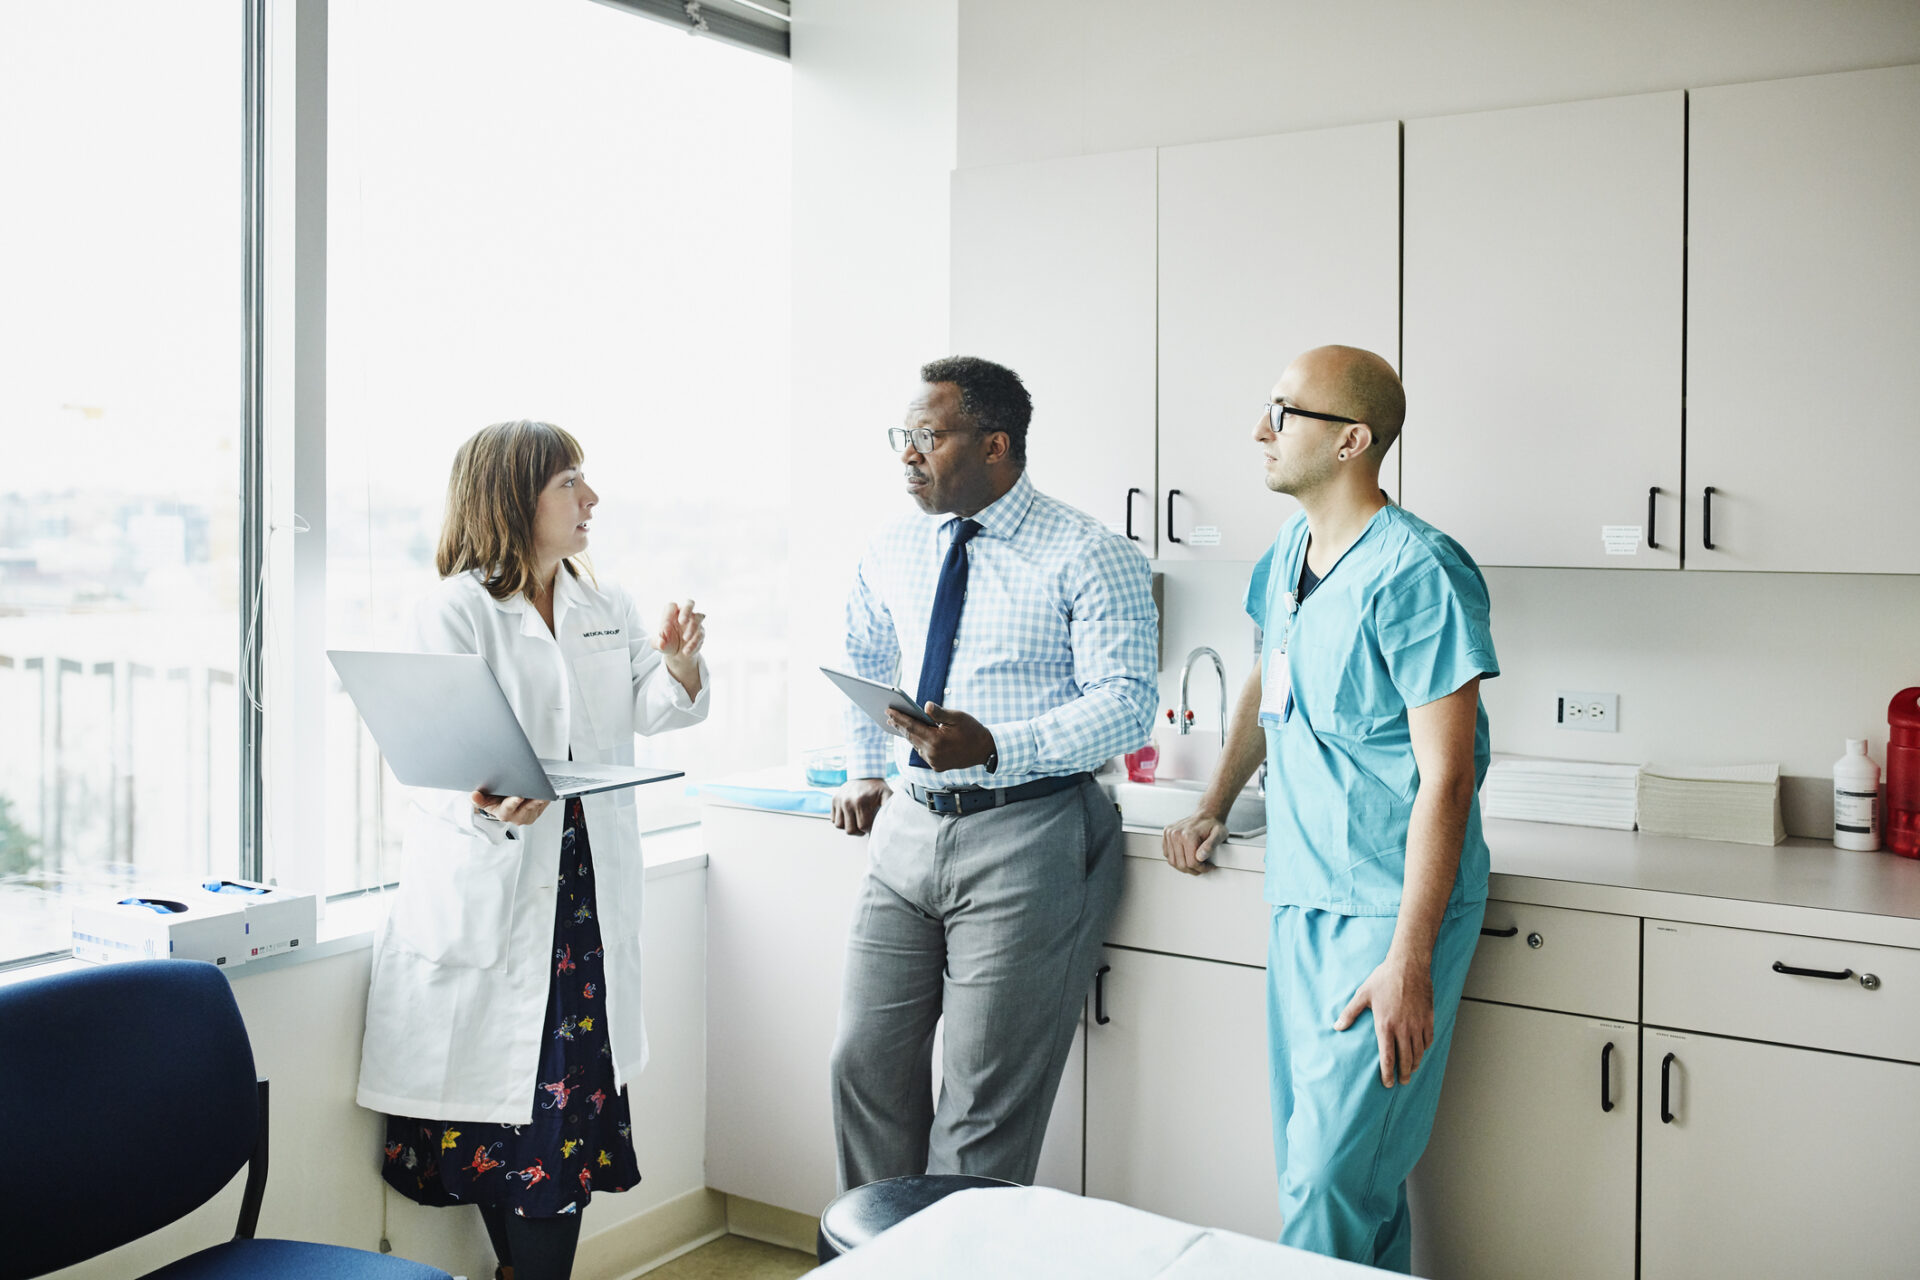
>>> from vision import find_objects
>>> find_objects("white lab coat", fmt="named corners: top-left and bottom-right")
top-left (355, 567), bottom-right (709, 1123)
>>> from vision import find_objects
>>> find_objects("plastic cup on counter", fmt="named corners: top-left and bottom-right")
top-left (1125, 741), bottom-right (1160, 784)
top-left (804, 746), bottom-right (849, 788)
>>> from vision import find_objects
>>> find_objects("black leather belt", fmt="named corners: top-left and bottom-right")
top-left (905, 772), bottom-right (1091, 817)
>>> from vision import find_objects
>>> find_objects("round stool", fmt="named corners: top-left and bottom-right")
top-left (815, 1173), bottom-right (1019, 1263)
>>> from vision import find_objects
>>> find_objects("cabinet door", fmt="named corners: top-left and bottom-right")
top-left (1085, 945), bottom-right (1279, 1239)
top-left (1408, 1001), bottom-right (1637, 1280)
top-left (1687, 65), bottom-right (1920, 573)
top-left (1402, 92), bottom-right (1684, 568)
top-left (951, 151), bottom-right (1158, 552)
top-left (1641, 1028), bottom-right (1920, 1279)
top-left (704, 807), bottom-right (870, 1214)
top-left (1157, 123), bottom-right (1400, 561)
top-left (707, 806), bottom-right (1087, 1212)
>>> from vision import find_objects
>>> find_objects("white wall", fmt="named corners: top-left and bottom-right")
top-left (50, 865), bottom-right (708, 1280)
top-left (786, 0), bottom-right (960, 760)
top-left (949, 0), bottom-right (1920, 807)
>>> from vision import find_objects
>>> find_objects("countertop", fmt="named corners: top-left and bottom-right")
top-left (701, 769), bottom-right (1920, 947)
top-left (1123, 818), bottom-right (1920, 948)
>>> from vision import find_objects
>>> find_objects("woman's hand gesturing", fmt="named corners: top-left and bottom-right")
top-left (657, 599), bottom-right (705, 700)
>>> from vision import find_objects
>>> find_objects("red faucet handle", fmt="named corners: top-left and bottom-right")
top-left (1166, 708), bottom-right (1175, 722)
top-left (1183, 710), bottom-right (1195, 723)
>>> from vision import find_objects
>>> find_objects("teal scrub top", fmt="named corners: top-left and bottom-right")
top-left (1245, 504), bottom-right (1500, 918)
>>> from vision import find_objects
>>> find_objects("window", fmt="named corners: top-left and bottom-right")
top-left (0, 4), bottom-right (245, 964)
top-left (323, 0), bottom-right (793, 894)
top-left (0, 0), bottom-right (791, 961)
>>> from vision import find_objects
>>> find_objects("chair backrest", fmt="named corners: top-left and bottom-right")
top-left (0, 959), bottom-right (261, 1279)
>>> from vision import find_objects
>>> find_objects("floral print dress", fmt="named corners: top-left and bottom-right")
top-left (382, 799), bottom-right (641, 1216)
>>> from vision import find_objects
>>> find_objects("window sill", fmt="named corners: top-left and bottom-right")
top-left (0, 832), bottom-right (707, 989)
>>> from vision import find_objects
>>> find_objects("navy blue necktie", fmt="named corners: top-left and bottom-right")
top-left (909, 518), bottom-right (982, 768)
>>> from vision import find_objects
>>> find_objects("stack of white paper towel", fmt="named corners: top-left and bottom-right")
top-left (1481, 757), bottom-right (1641, 831)
top-left (1636, 761), bottom-right (1785, 846)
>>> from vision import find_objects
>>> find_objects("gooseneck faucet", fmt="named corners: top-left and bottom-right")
top-left (1177, 646), bottom-right (1227, 747)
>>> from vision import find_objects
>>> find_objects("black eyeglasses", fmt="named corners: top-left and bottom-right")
top-left (888, 425), bottom-right (982, 453)
top-left (1264, 402), bottom-right (1359, 433)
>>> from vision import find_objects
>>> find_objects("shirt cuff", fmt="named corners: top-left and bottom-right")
top-left (846, 739), bottom-right (891, 780)
top-left (665, 655), bottom-right (711, 711)
top-left (983, 721), bottom-right (1039, 780)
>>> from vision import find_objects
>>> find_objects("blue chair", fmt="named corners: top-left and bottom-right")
top-left (0, 959), bottom-right (449, 1280)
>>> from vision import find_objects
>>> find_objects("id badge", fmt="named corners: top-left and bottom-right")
top-left (1259, 589), bottom-right (1297, 727)
top-left (1259, 644), bottom-right (1292, 727)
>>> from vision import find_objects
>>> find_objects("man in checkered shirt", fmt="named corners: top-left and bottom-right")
top-left (827, 355), bottom-right (1158, 1188)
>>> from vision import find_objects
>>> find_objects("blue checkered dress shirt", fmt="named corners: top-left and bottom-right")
top-left (843, 471), bottom-right (1159, 788)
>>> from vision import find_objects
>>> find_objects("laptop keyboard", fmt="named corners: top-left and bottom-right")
top-left (546, 773), bottom-right (602, 790)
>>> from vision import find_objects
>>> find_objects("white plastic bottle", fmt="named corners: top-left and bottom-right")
top-left (1833, 738), bottom-right (1881, 852)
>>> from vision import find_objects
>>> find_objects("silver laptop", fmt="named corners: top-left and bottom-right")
top-left (327, 650), bottom-right (683, 801)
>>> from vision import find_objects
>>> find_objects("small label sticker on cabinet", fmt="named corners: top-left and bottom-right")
top-left (1601, 526), bottom-right (1642, 555)
top-left (1187, 525), bottom-right (1222, 547)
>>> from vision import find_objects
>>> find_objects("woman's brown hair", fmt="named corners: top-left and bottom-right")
top-left (435, 419), bottom-right (589, 602)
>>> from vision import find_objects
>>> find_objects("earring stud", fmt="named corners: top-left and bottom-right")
top-left (1338, 450), bottom-right (1349, 460)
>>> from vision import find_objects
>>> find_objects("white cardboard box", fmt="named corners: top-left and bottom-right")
top-left (72, 891), bottom-right (250, 968)
top-left (191, 879), bottom-right (318, 960)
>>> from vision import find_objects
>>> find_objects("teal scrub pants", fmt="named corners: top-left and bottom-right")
top-left (1267, 901), bottom-right (1485, 1273)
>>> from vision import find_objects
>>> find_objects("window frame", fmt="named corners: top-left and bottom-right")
top-left (5, 0), bottom-right (793, 969)
top-left (0, 0), bottom-right (276, 970)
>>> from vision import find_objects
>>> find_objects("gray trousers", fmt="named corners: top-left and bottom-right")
top-left (829, 776), bottom-right (1124, 1190)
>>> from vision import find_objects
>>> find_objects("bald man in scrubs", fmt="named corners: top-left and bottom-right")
top-left (1164, 345), bottom-right (1498, 1273)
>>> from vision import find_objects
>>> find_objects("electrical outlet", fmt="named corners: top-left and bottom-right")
top-left (1557, 690), bottom-right (1618, 733)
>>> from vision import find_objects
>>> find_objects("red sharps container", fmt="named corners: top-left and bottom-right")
top-left (1889, 688), bottom-right (1920, 858)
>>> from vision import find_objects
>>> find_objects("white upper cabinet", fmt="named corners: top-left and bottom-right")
top-left (1687, 64), bottom-right (1920, 573)
top-left (1402, 92), bottom-right (1685, 569)
top-left (951, 150), bottom-right (1159, 553)
top-left (1157, 123), bottom-right (1400, 562)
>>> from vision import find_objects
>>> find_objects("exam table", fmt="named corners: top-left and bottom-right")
top-left (809, 1186), bottom-right (1392, 1278)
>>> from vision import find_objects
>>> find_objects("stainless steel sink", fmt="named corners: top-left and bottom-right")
top-left (1104, 778), bottom-right (1266, 837)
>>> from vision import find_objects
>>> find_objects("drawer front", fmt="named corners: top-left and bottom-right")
top-left (1464, 901), bottom-right (1639, 1020)
top-left (1108, 847), bottom-right (1269, 968)
top-left (1645, 920), bottom-right (1920, 1062)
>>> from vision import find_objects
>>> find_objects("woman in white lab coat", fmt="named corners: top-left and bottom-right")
top-left (357, 420), bottom-right (709, 1280)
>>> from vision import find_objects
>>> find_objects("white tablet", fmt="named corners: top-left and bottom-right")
top-left (820, 666), bottom-right (937, 738)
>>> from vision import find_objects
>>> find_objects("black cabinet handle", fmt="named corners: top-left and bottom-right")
top-left (1646, 487), bottom-right (1660, 550)
top-left (1702, 486), bottom-right (1716, 550)
top-left (1600, 1042), bottom-right (1615, 1113)
top-left (1772, 960), bottom-right (1855, 981)
top-left (1660, 1052), bottom-right (1676, 1124)
top-left (1094, 963), bottom-right (1112, 1025)
top-left (1124, 488), bottom-right (1142, 542)
top-left (1166, 489), bottom-right (1183, 544)
top-left (1480, 924), bottom-right (1519, 938)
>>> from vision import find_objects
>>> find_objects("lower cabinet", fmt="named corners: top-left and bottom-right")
top-left (708, 819), bottom-right (1920, 1277)
top-left (1640, 1028), bottom-right (1920, 1279)
top-left (705, 806), bottom-right (871, 1216)
top-left (1410, 1000), bottom-right (1638, 1280)
top-left (1084, 944), bottom-right (1281, 1241)
top-left (703, 804), bottom-right (1084, 1216)
top-left (1418, 905), bottom-right (1920, 1279)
